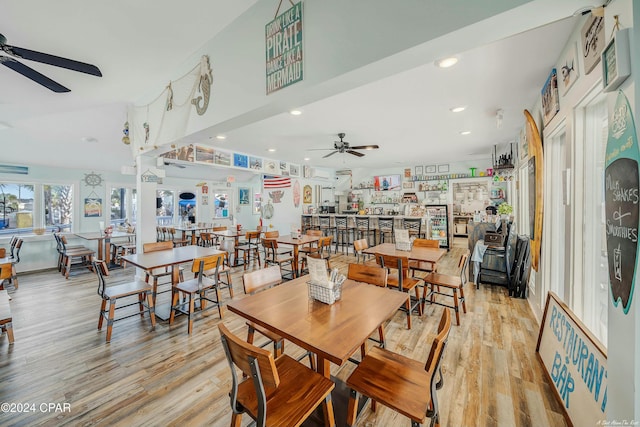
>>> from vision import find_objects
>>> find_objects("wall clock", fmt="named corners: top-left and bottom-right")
top-left (83, 171), bottom-right (103, 188)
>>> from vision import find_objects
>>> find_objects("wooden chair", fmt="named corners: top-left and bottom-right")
top-left (167, 227), bottom-right (189, 247)
top-left (112, 227), bottom-right (136, 267)
top-left (298, 229), bottom-right (323, 257)
top-left (0, 262), bottom-right (17, 291)
top-left (402, 217), bottom-right (424, 239)
top-left (198, 232), bottom-right (215, 247)
top-left (345, 309), bottom-right (452, 427)
top-left (299, 236), bottom-right (332, 275)
top-left (423, 251), bottom-right (470, 325)
top-left (60, 235), bottom-right (95, 279)
top-left (218, 322), bottom-right (335, 427)
top-left (0, 290), bottom-right (14, 344)
top-left (169, 253), bottom-right (226, 334)
top-left (93, 260), bottom-right (156, 343)
top-left (377, 216), bottom-right (395, 243)
top-left (353, 238), bottom-right (375, 265)
top-left (376, 253), bottom-right (423, 329)
top-left (142, 241), bottom-right (184, 299)
top-left (263, 230), bottom-right (293, 258)
top-left (236, 230), bottom-right (261, 270)
top-left (347, 263), bottom-right (388, 362)
top-left (409, 238), bottom-right (440, 277)
top-left (261, 239), bottom-right (295, 280)
top-left (200, 251), bottom-right (234, 299)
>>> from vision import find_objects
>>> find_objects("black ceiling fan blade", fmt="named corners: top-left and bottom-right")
top-left (1, 56), bottom-right (70, 92)
top-left (349, 145), bottom-right (379, 150)
top-left (346, 150), bottom-right (365, 157)
top-left (323, 150), bottom-right (339, 158)
top-left (6, 45), bottom-right (102, 77)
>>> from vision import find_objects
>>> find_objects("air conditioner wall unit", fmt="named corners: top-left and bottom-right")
top-left (311, 168), bottom-right (331, 179)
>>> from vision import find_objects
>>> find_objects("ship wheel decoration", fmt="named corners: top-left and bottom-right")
top-left (83, 171), bottom-right (103, 188)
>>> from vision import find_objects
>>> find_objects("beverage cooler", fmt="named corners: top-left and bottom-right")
top-left (425, 204), bottom-right (449, 249)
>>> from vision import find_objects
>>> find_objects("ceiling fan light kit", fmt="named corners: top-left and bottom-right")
top-left (0, 33), bottom-right (102, 92)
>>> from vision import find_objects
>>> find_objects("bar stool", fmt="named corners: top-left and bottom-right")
top-left (377, 216), bottom-right (395, 243)
top-left (402, 217), bottom-right (423, 239)
top-left (333, 215), bottom-right (353, 254)
top-left (301, 215), bottom-right (314, 234)
top-left (354, 216), bottom-right (375, 246)
top-left (318, 215), bottom-right (333, 238)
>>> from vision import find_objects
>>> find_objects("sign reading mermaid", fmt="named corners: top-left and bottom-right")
top-left (605, 90), bottom-right (639, 314)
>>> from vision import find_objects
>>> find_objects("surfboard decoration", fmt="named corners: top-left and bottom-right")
top-left (605, 90), bottom-right (639, 314)
top-left (293, 180), bottom-right (301, 208)
top-left (524, 109), bottom-right (544, 271)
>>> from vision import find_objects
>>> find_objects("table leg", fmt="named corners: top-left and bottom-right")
top-left (293, 245), bottom-right (300, 277)
top-left (317, 356), bottom-right (336, 427)
top-left (96, 238), bottom-right (104, 261)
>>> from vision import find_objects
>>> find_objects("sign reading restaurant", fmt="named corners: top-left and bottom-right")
top-left (265, 2), bottom-right (303, 94)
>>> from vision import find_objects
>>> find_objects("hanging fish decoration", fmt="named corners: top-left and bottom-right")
top-left (192, 55), bottom-right (213, 116)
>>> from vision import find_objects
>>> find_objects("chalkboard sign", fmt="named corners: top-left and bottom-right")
top-left (605, 91), bottom-right (639, 314)
top-left (537, 292), bottom-right (607, 426)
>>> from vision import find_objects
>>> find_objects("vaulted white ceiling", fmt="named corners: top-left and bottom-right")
top-left (1, 1), bottom-right (590, 178)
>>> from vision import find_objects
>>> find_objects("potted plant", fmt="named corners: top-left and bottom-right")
top-left (497, 202), bottom-right (513, 219)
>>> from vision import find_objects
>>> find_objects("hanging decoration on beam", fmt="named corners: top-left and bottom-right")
top-left (266, 1), bottom-right (303, 94)
top-left (127, 55), bottom-right (213, 154)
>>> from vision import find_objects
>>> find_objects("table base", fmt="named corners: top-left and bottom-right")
top-left (303, 375), bottom-right (368, 427)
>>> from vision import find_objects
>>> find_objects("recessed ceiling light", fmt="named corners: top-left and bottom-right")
top-left (450, 106), bottom-right (466, 113)
top-left (267, 148), bottom-right (277, 152)
top-left (215, 135), bottom-right (226, 140)
top-left (459, 131), bottom-right (471, 135)
top-left (435, 57), bottom-right (458, 68)
top-left (0, 122), bottom-right (11, 130)
top-left (289, 109), bottom-right (302, 116)
top-left (304, 157), bottom-right (310, 161)
top-left (81, 136), bottom-right (98, 143)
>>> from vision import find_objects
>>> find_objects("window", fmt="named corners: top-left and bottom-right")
top-left (0, 182), bottom-right (35, 232)
top-left (156, 189), bottom-right (174, 225)
top-left (110, 187), bottom-right (137, 226)
top-left (44, 184), bottom-right (73, 231)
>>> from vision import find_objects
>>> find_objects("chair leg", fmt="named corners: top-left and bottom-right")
top-left (169, 290), bottom-right (179, 325)
top-left (460, 288), bottom-right (467, 313)
top-left (106, 300), bottom-right (116, 343)
top-left (187, 294), bottom-right (195, 334)
top-left (146, 292), bottom-right (156, 329)
top-left (346, 389), bottom-right (359, 426)
top-left (405, 296), bottom-right (412, 330)
top-left (415, 287), bottom-right (423, 316)
top-left (453, 290), bottom-right (461, 326)
top-left (378, 325), bottom-right (385, 348)
top-left (98, 299), bottom-right (107, 330)
top-left (231, 412), bottom-right (243, 427)
top-left (138, 293), bottom-right (145, 316)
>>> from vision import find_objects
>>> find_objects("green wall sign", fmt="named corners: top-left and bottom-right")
top-left (265, 2), bottom-right (303, 95)
top-left (605, 90), bottom-right (639, 314)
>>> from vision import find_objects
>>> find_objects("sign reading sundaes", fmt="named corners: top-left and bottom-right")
top-left (265, 2), bottom-right (303, 94)
top-left (605, 90), bottom-right (639, 314)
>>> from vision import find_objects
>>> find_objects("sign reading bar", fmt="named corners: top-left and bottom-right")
top-left (536, 292), bottom-right (608, 426)
top-left (265, 2), bottom-right (303, 94)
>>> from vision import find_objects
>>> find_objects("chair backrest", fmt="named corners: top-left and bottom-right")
top-left (0, 263), bottom-right (12, 281)
top-left (192, 253), bottom-right (224, 286)
top-left (219, 322), bottom-right (280, 427)
top-left (143, 241), bottom-right (173, 253)
top-left (355, 216), bottom-right (370, 229)
top-left (0, 248), bottom-right (5, 258)
top-left (318, 215), bottom-right (331, 228)
top-left (306, 230), bottom-right (322, 237)
top-left (213, 226), bottom-right (227, 232)
top-left (92, 259), bottom-right (110, 298)
top-left (347, 263), bottom-right (387, 287)
top-left (261, 238), bottom-right (278, 261)
top-left (317, 236), bottom-right (333, 257)
top-left (403, 218), bottom-right (421, 232)
top-left (376, 253), bottom-right (410, 283)
top-left (245, 230), bottom-right (261, 243)
top-left (264, 230), bottom-right (279, 239)
top-left (12, 239), bottom-right (23, 263)
top-left (334, 215), bottom-right (348, 228)
top-left (243, 265), bottom-right (283, 294)
top-left (377, 217), bottom-right (394, 230)
top-left (413, 238), bottom-right (440, 249)
top-left (458, 251), bottom-right (470, 286)
top-left (353, 238), bottom-right (369, 253)
top-left (424, 308), bottom-right (452, 378)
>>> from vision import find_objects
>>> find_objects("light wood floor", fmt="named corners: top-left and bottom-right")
top-left (0, 246), bottom-right (567, 427)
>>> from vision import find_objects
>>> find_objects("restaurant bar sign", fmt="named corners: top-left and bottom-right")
top-left (537, 292), bottom-right (607, 426)
top-left (265, 1), bottom-right (303, 94)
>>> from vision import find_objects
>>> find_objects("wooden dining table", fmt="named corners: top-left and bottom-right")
top-left (364, 242), bottom-right (447, 268)
top-left (121, 245), bottom-right (224, 320)
top-left (275, 233), bottom-right (320, 277)
top-left (75, 230), bottom-right (135, 268)
top-left (173, 224), bottom-right (210, 245)
top-left (227, 275), bottom-right (409, 426)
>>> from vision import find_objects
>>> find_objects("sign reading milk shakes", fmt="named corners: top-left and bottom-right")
top-left (265, 2), bottom-right (303, 94)
top-left (605, 90), bottom-right (639, 314)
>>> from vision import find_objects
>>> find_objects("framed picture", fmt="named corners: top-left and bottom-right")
top-left (249, 156), bottom-right (263, 170)
top-left (404, 168), bottom-right (411, 178)
top-left (290, 163), bottom-right (300, 177)
top-left (195, 145), bottom-right (214, 163)
top-left (415, 166), bottom-right (423, 176)
top-left (559, 42), bottom-right (579, 95)
top-left (425, 165), bottom-right (436, 174)
top-left (402, 181), bottom-right (414, 189)
top-left (214, 150), bottom-right (231, 166)
top-left (541, 68), bottom-right (559, 126)
top-left (437, 164), bottom-right (449, 173)
top-left (233, 153), bottom-right (248, 168)
top-left (239, 188), bottom-right (250, 205)
top-left (581, 15), bottom-right (605, 74)
top-left (602, 28), bottom-right (631, 93)
top-left (253, 192), bottom-right (261, 215)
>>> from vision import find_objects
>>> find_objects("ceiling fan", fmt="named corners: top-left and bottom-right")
top-left (311, 133), bottom-right (379, 158)
top-left (0, 33), bottom-right (102, 93)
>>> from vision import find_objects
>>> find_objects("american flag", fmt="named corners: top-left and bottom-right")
top-left (263, 175), bottom-right (291, 188)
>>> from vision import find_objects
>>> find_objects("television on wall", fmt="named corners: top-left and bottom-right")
top-left (373, 174), bottom-right (401, 191)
